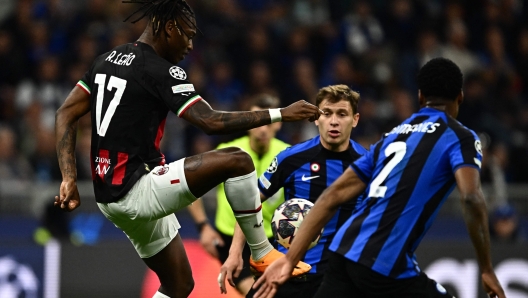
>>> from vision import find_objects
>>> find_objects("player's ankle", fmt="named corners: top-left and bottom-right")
top-left (249, 240), bottom-right (273, 260)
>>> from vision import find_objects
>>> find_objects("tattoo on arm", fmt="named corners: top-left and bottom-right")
top-left (187, 103), bottom-right (271, 134)
top-left (57, 122), bottom-right (78, 180)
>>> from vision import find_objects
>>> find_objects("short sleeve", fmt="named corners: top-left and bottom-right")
top-left (148, 64), bottom-right (203, 117)
top-left (350, 142), bottom-right (377, 184)
top-left (448, 130), bottom-right (483, 172)
top-left (258, 153), bottom-right (288, 198)
top-left (76, 71), bottom-right (92, 95)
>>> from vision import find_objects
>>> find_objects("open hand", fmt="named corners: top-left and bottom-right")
top-left (218, 252), bottom-right (244, 294)
top-left (252, 255), bottom-right (294, 298)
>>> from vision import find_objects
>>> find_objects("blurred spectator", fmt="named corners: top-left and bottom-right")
top-left (0, 0), bottom-right (526, 221)
top-left (29, 128), bottom-right (61, 183)
top-left (0, 125), bottom-right (33, 180)
top-left (0, 29), bottom-right (26, 85)
top-left (320, 54), bottom-right (365, 92)
top-left (290, 0), bottom-right (330, 28)
top-left (399, 29), bottom-right (442, 92)
top-left (515, 28), bottom-right (528, 100)
top-left (382, 0), bottom-right (418, 51)
top-left (232, 23), bottom-right (279, 81)
top-left (283, 57), bottom-right (318, 105)
top-left (381, 88), bottom-right (415, 133)
top-left (206, 61), bottom-right (242, 110)
top-left (340, 0), bottom-right (384, 57)
top-left (489, 204), bottom-right (525, 243)
top-left (245, 60), bottom-right (278, 97)
top-left (16, 56), bottom-right (68, 131)
top-left (442, 20), bottom-right (481, 75)
top-left (479, 132), bottom-right (510, 205)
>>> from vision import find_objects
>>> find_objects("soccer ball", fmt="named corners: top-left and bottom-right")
top-left (271, 198), bottom-right (323, 250)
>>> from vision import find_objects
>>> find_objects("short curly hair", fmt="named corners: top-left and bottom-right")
top-left (417, 57), bottom-right (463, 100)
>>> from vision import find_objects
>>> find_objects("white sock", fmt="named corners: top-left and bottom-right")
top-left (152, 291), bottom-right (170, 298)
top-left (224, 171), bottom-right (273, 260)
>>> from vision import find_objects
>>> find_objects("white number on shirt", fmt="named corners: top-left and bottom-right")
top-left (368, 142), bottom-right (407, 198)
top-left (94, 74), bottom-right (127, 137)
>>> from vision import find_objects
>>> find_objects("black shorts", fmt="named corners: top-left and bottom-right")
top-left (215, 230), bottom-right (275, 286)
top-left (247, 273), bottom-right (324, 298)
top-left (313, 252), bottom-right (455, 298)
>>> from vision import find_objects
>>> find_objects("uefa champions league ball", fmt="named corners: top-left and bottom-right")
top-left (271, 198), bottom-right (323, 250)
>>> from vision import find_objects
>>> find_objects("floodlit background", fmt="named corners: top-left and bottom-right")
top-left (0, 0), bottom-right (527, 297)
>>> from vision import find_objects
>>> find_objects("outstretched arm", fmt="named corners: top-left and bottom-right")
top-left (54, 86), bottom-right (91, 211)
top-left (253, 168), bottom-right (366, 298)
top-left (455, 167), bottom-right (505, 298)
top-left (181, 99), bottom-right (322, 135)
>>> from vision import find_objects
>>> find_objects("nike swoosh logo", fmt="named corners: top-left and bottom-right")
top-left (301, 175), bottom-right (319, 181)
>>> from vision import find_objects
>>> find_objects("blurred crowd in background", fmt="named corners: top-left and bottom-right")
top-left (0, 0), bottom-right (527, 241)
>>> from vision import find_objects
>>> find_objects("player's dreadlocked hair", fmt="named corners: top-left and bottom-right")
top-left (123, 0), bottom-right (198, 37)
top-left (417, 57), bottom-right (463, 100)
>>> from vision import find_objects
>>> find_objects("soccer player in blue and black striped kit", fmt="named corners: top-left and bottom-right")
top-left (253, 58), bottom-right (506, 298)
top-left (219, 85), bottom-right (367, 297)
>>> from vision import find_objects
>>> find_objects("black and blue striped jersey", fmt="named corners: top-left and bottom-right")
top-left (258, 136), bottom-right (368, 274)
top-left (329, 107), bottom-right (483, 279)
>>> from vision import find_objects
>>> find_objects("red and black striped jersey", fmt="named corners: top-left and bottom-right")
top-left (77, 42), bottom-right (202, 203)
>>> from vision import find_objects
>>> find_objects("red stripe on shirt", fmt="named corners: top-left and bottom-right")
top-left (171, 179), bottom-right (180, 184)
top-left (97, 149), bottom-right (110, 182)
top-left (112, 152), bottom-right (128, 185)
top-left (154, 118), bottom-right (166, 151)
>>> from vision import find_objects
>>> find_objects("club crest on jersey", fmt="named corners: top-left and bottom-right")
top-left (153, 165), bottom-right (170, 176)
top-left (267, 157), bottom-right (278, 173)
top-left (475, 140), bottom-right (483, 155)
top-left (310, 163), bottom-right (320, 172)
top-left (169, 66), bottom-right (187, 80)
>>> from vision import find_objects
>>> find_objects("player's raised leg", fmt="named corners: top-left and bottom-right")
top-left (184, 147), bottom-right (271, 261)
top-left (184, 147), bottom-right (310, 274)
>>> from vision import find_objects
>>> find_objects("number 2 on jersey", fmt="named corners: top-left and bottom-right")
top-left (94, 74), bottom-right (127, 137)
top-left (368, 142), bottom-right (407, 198)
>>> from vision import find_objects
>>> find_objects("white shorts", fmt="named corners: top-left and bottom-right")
top-left (97, 158), bottom-right (197, 258)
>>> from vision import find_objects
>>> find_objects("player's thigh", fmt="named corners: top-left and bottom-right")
top-left (136, 158), bottom-right (198, 218)
top-left (98, 199), bottom-right (181, 259)
top-left (142, 233), bottom-right (193, 287)
top-left (184, 147), bottom-right (254, 198)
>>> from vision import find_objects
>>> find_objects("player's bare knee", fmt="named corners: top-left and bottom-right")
top-left (220, 147), bottom-right (254, 176)
top-left (163, 278), bottom-right (194, 297)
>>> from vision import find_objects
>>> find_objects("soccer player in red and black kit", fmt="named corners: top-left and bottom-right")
top-left (54, 1), bottom-right (317, 297)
